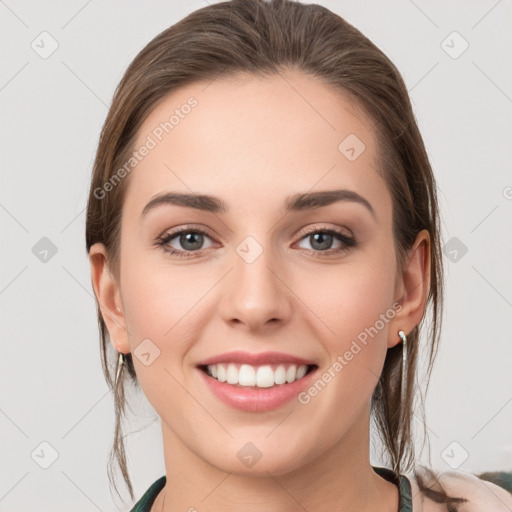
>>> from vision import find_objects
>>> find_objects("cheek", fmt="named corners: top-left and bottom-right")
top-left (119, 230), bottom-right (200, 332)
top-left (119, 255), bottom-right (202, 409)
top-left (309, 253), bottom-right (396, 339)
top-left (301, 243), bottom-right (397, 399)
top-left (121, 265), bottom-right (201, 344)
top-left (296, 274), bottom-right (396, 422)
top-left (119, 246), bottom-right (222, 394)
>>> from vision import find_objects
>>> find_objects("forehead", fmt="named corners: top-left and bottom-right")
top-left (126, 70), bottom-right (387, 217)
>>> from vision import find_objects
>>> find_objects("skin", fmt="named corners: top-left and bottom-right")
top-left (89, 70), bottom-right (430, 512)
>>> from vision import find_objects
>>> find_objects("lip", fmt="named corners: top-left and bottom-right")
top-left (196, 350), bottom-right (316, 367)
top-left (197, 364), bottom-right (318, 412)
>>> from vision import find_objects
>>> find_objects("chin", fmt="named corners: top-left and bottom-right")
top-left (201, 441), bottom-right (311, 477)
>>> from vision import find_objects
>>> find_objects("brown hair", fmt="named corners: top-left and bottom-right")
top-left (86, 0), bottom-right (466, 508)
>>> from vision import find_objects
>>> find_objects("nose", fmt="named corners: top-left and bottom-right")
top-left (218, 240), bottom-right (292, 332)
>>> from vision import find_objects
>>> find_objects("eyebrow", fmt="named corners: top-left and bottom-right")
top-left (141, 189), bottom-right (376, 219)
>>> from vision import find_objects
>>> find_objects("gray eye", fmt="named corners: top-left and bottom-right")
top-left (166, 231), bottom-right (214, 252)
top-left (179, 232), bottom-right (204, 251)
top-left (298, 231), bottom-right (344, 252)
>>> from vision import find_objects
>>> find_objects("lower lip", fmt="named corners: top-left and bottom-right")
top-left (197, 366), bottom-right (318, 412)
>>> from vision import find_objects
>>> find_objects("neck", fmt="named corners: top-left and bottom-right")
top-left (155, 407), bottom-right (399, 512)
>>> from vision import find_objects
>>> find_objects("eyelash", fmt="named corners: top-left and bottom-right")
top-left (155, 225), bottom-right (356, 259)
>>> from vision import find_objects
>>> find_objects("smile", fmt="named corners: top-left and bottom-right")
top-left (197, 363), bottom-right (319, 412)
top-left (200, 362), bottom-right (316, 388)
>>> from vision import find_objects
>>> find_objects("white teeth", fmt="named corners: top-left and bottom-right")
top-left (217, 364), bottom-right (226, 382)
top-left (256, 365), bottom-right (274, 388)
top-left (238, 364), bottom-right (256, 386)
top-left (296, 365), bottom-right (307, 379)
top-left (274, 365), bottom-right (287, 385)
top-left (286, 365), bottom-right (297, 383)
top-left (226, 363), bottom-right (238, 384)
top-left (205, 363), bottom-right (310, 387)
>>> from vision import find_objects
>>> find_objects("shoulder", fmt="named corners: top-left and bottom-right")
top-left (437, 470), bottom-right (512, 511)
top-left (406, 468), bottom-right (512, 512)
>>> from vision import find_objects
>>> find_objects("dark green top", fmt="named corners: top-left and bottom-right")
top-left (129, 465), bottom-right (412, 512)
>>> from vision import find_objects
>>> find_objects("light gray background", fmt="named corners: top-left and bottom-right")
top-left (1, 0), bottom-right (511, 510)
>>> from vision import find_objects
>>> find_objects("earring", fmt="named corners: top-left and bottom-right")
top-left (398, 330), bottom-right (407, 401)
top-left (115, 351), bottom-right (124, 385)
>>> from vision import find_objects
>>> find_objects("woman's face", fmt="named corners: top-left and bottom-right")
top-left (96, 71), bottom-right (417, 476)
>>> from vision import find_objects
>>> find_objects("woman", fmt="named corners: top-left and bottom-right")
top-left (86, 0), bottom-right (512, 510)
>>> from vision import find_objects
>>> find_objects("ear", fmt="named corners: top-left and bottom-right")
top-left (88, 243), bottom-right (130, 354)
top-left (387, 229), bottom-right (431, 348)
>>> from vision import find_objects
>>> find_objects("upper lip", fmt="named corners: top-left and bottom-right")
top-left (196, 350), bottom-right (316, 367)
